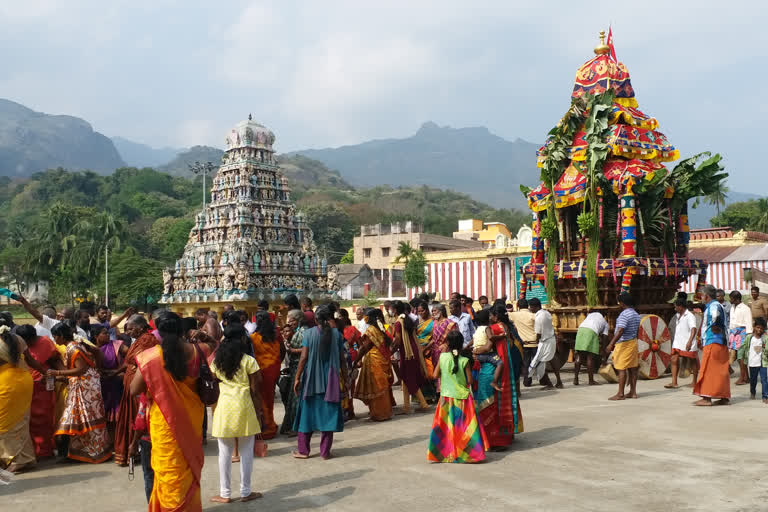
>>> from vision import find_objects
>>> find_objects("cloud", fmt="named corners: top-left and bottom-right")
top-left (176, 119), bottom-right (217, 148)
top-left (0, 0), bottom-right (766, 191)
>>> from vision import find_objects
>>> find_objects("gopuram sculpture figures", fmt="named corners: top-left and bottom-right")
top-left (161, 116), bottom-right (337, 306)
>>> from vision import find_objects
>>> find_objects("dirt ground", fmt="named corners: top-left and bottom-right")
top-left (3, 368), bottom-right (766, 511)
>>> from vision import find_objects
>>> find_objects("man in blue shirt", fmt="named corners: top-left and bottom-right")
top-left (606, 292), bottom-right (641, 401)
top-left (448, 299), bottom-right (475, 349)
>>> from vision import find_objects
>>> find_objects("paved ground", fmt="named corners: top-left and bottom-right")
top-left (3, 368), bottom-right (766, 511)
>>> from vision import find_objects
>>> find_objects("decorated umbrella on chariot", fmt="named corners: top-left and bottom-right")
top-left (519, 31), bottom-right (727, 378)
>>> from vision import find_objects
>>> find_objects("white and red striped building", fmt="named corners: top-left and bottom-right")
top-left (680, 228), bottom-right (768, 294)
top-left (405, 226), bottom-right (768, 302)
top-left (407, 257), bottom-right (511, 301)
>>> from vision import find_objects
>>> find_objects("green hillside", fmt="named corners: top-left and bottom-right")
top-left (0, 156), bottom-right (528, 306)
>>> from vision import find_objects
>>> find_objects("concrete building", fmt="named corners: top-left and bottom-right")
top-left (452, 219), bottom-right (517, 249)
top-left (354, 221), bottom-right (483, 269)
top-left (0, 280), bottom-right (49, 305)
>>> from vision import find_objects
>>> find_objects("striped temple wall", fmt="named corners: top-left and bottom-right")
top-left (680, 260), bottom-right (768, 294)
top-left (408, 258), bottom-right (768, 301)
top-left (406, 259), bottom-right (514, 301)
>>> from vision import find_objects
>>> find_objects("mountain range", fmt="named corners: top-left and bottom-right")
top-left (111, 137), bottom-right (183, 169)
top-left (290, 121), bottom-right (539, 210)
top-left (0, 99), bottom-right (124, 176)
top-left (0, 98), bottom-right (756, 228)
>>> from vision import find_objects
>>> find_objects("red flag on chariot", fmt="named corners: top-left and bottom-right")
top-left (607, 26), bottom-right (617, 62)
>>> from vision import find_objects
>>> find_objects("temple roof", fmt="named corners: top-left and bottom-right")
top-left (225, 115), bottom-right (276, 152)
top-left (529, 31), bottom-right (680, 208)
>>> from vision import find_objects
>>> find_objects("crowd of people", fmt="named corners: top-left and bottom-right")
top-left (567, 284), bottom-right (768, 404)
top-left (1, 284), bottom-right (765, 508)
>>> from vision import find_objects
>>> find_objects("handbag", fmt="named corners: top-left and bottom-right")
top-left (194, 343), bottom-right (219, 405)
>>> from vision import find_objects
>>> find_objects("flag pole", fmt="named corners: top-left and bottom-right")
top-left (105, 245), bottom-right (109, 309)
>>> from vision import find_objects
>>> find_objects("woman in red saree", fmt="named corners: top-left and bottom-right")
top-left (475, 304), bottom-right (524, 449)
top-left (338, 309), bottom-right (360, 420)
top-left (429, 303), bottom-right (457, 391)
top-left (16, 325), bottom-right (63, 459)
top-left (113, 315), bottom-right (159, 467)
top-left (131, 311), bottom-right (206, 512)
top-left (250, 311), bottom-right (283, 440)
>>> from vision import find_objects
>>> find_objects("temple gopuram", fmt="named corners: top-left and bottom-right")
top-left (161, 116), bottom-right (338, 316)
top-left (520, 31), bottom-right (726, 379)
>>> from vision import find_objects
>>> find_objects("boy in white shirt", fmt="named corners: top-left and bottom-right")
top-left (667, 299), bottom-right (699, 389)
top-left (745, 317), bottom-right (768, 402)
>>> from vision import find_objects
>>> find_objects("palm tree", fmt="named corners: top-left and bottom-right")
top-left (393, 241), bottom-right (415, 266)
top-left (706, 183), bottom-right (729, 216)
top-left (755, 198), bottom-right (768, 233)
top-left (67, 212), bottom-right (124, 275)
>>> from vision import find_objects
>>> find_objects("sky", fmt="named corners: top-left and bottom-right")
top-left (0, 0), bottom-right (765, 193)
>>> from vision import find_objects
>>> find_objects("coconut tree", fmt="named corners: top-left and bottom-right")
top-left (66, 211), bottom-right (124, 275)
top-left (393, 241), bottom-right (415, 265)
top-left (706, 182), bottom-right (729, 216)
top-left (755, 198), bottom-right (768, 233)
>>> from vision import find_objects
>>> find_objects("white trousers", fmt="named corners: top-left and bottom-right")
top-left (217, 436), bottom-right (254, 499)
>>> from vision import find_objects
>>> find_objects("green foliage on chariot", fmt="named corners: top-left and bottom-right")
top-left (533, 91), bottom-right (614, 303)
top-left (539, 217), bottom-right (558, 241)
top-left (576, 211), bottom-right (597, 235)
top-left (583, 91), bottom-right (615, 306)
top-left (536, 97), bottom-right (587, 299)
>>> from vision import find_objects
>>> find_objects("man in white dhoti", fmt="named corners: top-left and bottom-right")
top-left (528, 298), bottom-right (563, 389)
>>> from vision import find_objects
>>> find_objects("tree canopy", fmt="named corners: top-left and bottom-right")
top-left (710, 198), bottom-right (768, 232)
top-left (0, 161), bottom-right (530, 305)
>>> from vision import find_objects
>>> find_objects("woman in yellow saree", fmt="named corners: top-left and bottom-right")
top-left (0, 324), bottom-right (35, 473)
top-left (132, 312), bottom-right (205, 512)
top-left (353, 309), bottom-right (395, 421)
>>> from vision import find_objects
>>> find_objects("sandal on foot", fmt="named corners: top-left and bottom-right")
top-left (241, 492), bottom-right (263, 502)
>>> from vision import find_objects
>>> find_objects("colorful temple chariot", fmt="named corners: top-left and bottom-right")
top-left (161, 116), bottom-right (338, 316)
top-left (520, 31), bottom-right (726, 378)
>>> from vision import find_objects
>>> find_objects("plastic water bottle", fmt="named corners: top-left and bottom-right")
top-left (46, 375), bottom-right (55, 391)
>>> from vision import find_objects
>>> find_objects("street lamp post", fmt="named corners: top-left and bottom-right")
top-left (188, 161), bottom-right (216, 210)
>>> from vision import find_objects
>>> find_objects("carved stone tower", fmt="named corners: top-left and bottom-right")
top-left (161, 116), bottom-right (337, 308)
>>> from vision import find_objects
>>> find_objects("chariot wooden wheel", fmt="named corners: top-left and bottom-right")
top-left (637, 314), bottom-right (672, 379)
